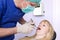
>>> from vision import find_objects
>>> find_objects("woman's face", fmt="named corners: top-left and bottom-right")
top-left (36, 21), bottom-right (49, 35)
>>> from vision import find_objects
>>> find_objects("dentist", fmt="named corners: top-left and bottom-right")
top-left (0, 0), bottom-right (41, 40)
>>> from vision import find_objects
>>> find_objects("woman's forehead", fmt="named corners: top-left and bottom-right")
top-left (40, 21), bottom-right (49, 24)
top-left (40, 21), bottom-right (46, 24)
top-left (38, 21), bottom-right (49, 27)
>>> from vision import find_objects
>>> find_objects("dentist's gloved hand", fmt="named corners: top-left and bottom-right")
top-left (17, 20), bottom-right (35, 34)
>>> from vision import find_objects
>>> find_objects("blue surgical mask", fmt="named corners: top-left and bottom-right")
top-left (22, 5), bottom-right (35, 13)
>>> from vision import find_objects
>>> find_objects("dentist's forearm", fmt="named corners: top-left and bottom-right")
top-left (0, 27), bottom-right (17, 37)
top-left (18, 18), bottom-right (26, 24)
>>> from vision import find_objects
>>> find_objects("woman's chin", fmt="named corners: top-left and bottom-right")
top-left (36, 30), bottom-right (46, 36)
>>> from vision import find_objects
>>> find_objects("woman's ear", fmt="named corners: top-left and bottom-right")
top-left (52, 31), bottom-right (56, 40)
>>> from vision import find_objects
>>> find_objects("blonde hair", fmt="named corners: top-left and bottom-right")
top-left (39, 20), bottom-right (54, 40)
top-left (19, 20), bottom-right (56, 40)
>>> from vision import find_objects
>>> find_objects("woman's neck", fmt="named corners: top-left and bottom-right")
top-left (30, 33), bottom-right (46, 40)
top-left (34, 34), bottom-right (46, 40)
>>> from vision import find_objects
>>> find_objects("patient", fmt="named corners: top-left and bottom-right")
top-left (19, 20), bottom-right (56, 40)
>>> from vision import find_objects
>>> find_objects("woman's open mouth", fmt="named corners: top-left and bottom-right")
top-left (37, 27), bottom-right (41, 30)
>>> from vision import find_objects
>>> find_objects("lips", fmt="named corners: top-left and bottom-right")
top-left (37, 27), bottom-right (41, 30)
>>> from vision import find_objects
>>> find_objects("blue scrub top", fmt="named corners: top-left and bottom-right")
top-left (0, 0), bottom-right (25, 40)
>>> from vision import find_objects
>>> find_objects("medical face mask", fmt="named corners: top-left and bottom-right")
top-left (27, 0), bottom-right (41, 7)
top-left (22, 5), bottom-right (35, 13)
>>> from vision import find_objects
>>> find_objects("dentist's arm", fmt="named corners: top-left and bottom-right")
top-left (0, 27), bottom-right (17, 37)
top-left (0, 0), bottom-right (17, 37)
top-left (0, 20), bottom-right (35, 37)
top-left (18, 18), bottom-right (26, 24)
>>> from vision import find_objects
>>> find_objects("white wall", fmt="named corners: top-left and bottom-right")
top-left (53, 0), bottom-right (60, 40)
